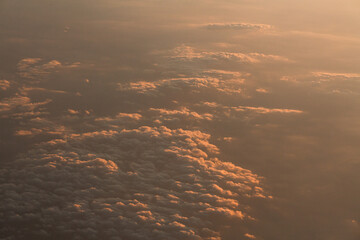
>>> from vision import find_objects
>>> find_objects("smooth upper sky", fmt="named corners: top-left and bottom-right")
top-left (1, 1), bottom-right (360, 240)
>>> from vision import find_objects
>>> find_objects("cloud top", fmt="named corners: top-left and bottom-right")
top-left (0, 126), bottom-right (269, 240)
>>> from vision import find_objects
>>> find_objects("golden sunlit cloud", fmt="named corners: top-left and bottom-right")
top-left (1, 0), bottom-right (360, 239)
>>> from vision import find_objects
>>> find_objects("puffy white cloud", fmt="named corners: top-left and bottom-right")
top-left (0, 126), bottom-right (269, 239)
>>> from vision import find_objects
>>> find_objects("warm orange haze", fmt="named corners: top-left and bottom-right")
top-left (0, 0), bottom-right (360, 239)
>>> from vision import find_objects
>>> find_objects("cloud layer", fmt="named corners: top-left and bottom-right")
top-left (0, 126), bottom-right (269, 240)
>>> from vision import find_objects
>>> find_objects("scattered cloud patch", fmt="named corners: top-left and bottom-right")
top-left (15, 117), bottom-right (68, 136)
top-left (150, 107), bottom-right (213, 122)
top-left (169, 45), bottom-right (289, 64)
top-left (95, 113), bottom-right (143, 127)
top-left (235, 106), bottom-right (303, 114)
top-left (222, 137), bottom-right (234, 142)
top-left (0, 80), bottom-right (10, 91)
top-left (255, 88), bottom-right (269, 93)
top-left (205, 23), bottom-right (272, 31)
top-left (0, 95), bottom-right (51, 119)
top-left (312, 72), bottom-right (360, 81)
top-left (118, 77), bottom-right (244, 95)
top-left (95, 112), bottom-right (143, 122)
top-left (17, 58), bottom-right (80, 79)
top-left (199, 102), bottom-right (304, 115)
top-left (244, 233), bottom-right (257, 239)
top-left (20, 86), bottom-right (68, 94)
top-left (68, 109), bottom-right (80, 115)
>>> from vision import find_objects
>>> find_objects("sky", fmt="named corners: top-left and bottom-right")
top-left (0, 0), bottom-right (360, 239)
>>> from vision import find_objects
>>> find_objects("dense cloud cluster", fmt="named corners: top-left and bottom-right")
top-left (2, 1), bottom-right (360, 238)
top-left (0, 126), bottom-right (269, 240)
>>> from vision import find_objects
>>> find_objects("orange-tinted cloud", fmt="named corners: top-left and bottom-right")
top-left (1, 126), bottom-right (269, 239)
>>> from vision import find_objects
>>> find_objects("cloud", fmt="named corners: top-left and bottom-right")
top-left (234, 106), bottom-right (303, 114)
top-left (201, 69), bottom-right (246, 79)
top-left (222, 137), bottom-right (234, 142)
top-left (244, 233), bottom-right (256, 239)
top-left (124, 45), bottom-right (289, 100)
top-left (95, 113), bottom-right (143, 127)
top-left (14, 117), bottom-right (68, 136)
top-left (289, 72), bottom-right (360, 95)
top-left (149, 107), bottom-right (213, 122)
top-left (312, 72), bottom-right (360, 81)
top-left (0, 94), bottom-right (51, 119)
top-left (199, 102), bottom-right (304, 115)
top-left (115, 113), bottom-right (142, 120)
top-left (169, 45), bottom-right (289, 64)
top-left (20, 86), bottom-right (68, 94)
top-left (14, 129), bottom-right (35, 136)
top-left (17, 58), bottom-right (80, 79)
top-left (205, 23), bottom-right (272, 31)
top-left (118, 77), bottom-right (244, 95)
top-left (155, 45), bottom-right (290, 84)
top-left (0, 80), bottom-right (10, 91)
top-left (68, 109), bottom-right (80, 115)
top-left (255, 88), bottom-right (269, 93)
top-left (0, 126), bottom-right (269, 240)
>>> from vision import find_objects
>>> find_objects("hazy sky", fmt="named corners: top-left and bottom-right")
top-left (1, 1), bottom-right (360, 239)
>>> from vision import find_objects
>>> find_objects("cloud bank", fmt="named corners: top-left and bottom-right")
top-left (0, 126), bottom-right (269, 240)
